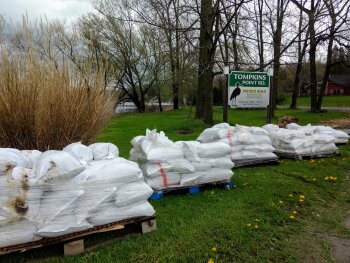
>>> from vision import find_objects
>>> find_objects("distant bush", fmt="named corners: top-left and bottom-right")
top-left (276, 92), bottom-right (288, 105)
top-left (0, 51), bottom-right (115, 150)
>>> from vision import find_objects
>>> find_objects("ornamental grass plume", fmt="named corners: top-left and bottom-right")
top-left (0, 42), bottom-right (115, 150)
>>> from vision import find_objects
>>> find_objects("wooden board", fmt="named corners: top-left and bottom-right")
top-left (0, 216), bottom-right (156, 256)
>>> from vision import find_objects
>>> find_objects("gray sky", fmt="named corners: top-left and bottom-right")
top-left (0, 0), bottom-right (95, 25)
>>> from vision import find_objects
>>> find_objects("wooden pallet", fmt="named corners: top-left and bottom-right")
top-left (274, 149), bottom-right (340, 160)
top-left (0, 216), bottom-right (156, 256)
top-left (150, 180), bottom-right (233, 200)
top-left (233, 157), bottom-right (279, 167)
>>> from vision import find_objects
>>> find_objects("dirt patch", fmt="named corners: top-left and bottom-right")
top-left (325, 235), bottom-right (350, 263)
top-left (176, 128), bottom-right (193, 135)
top-left (324, 216), bottom-right (350, 263)
top-left (319, 119), bottom-right (350, 129)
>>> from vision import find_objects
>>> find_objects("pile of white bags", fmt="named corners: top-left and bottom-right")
top-left (197, 123), bottom-right (278, 166)
top-left (286, 123), bottom-right (349, 144)
top-left (130, 129), bottom-right (234, 189)
top-left (0, 142), bottom-right (154, 248)
top-left (263, 124), bottom-right (339, 155)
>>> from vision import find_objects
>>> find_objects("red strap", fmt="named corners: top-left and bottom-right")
top-left (157, 163), bottom-right (168, 187)
top-left (226, 130), bottom-right (233, 146)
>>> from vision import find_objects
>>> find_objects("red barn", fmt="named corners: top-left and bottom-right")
top-left (326, 74), bottom-right (350, 95)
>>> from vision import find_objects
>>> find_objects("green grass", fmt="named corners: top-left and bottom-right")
top-left (2, 108), bottom-right (350, 263)
top-left (279, 96), bottom-right (350, 107)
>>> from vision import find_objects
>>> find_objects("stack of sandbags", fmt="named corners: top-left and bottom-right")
top-left (0, 142), bottom-right (154, 248)
top-left (286, 123), bottom-right (349, 144)
top-left (263, 124), bottom-right (338, 155)
top-left (130, 129), bottom-right (234, 189)
top-left (197, 123), bottom-right (278, 166)
top-left (175, 141), bottom-right (234, 186)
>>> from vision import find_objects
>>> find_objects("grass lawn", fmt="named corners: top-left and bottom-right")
top-left (279, 95), bottom-right (350, 107)
top-left (3, 108), bottom-right (350, 262)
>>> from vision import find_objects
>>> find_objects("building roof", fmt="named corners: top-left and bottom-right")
top-left (328, 74), bottom-right (350, 89)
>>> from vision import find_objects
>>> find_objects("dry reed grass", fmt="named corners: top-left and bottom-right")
top-left (0, 51), bottom-right (115, 150)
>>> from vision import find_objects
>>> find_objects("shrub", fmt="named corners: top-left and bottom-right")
top-left (0, 51), bottom-right (115, 150)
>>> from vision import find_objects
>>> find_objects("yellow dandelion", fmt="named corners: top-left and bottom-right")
top-left (324, 176), bottom-right (329, 181)
top-left (254, 224), bottom-right (259, 229)
top-left (234, 184), bottom-right (237, 188)
top-left (289, 215), bottom-right (295, 219)
top-left (312, 178), bottom-right (316, 181)
top-left (208, 258), bottom-right (214, 263)
top-left (212, 247), bottom-right (217, 252)
top-left (299, 195), bottom-right (305, 199)
top-left (278, 200), bottom-right (284, 204)
top-left (246, 223), bottom-right (252, 227)
top-left (288, 194), bottom-right (293, 197)
top-left (299, 199), bottom-right (304, 203)
top-left (292, 210), bottom-right (298, 215)
top-left (255, 219), bottom-right (260, 222)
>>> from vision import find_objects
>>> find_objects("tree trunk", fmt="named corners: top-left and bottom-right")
top-left (195, 0), bottom-right (214, 124)
top-left (309, 8), bottom-right (318, 112)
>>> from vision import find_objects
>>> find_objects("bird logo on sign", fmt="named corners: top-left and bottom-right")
top-left (230, 83), bottom-right (241, 106)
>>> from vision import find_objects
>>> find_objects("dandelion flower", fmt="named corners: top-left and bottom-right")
top-left (255, 219), bottom-right (260, 222)
top-left (312, 178), bottom-right (316, 181)
top-left (299, 195), bottom-right (305, 199)
top-left (246, 223), bottom-right (252, 227)
top-left (212, 247), bottom-right (217, 252)
top-left (324, 176), bottom-right (329, 181)
top-left (278, 200), bottom-right (284, 204)
top-left (299, 199), bottom-right (304, 203)
top-left (208, 258), bottom-right (214, 263)
top-left (254, 224), bottom-right (259, 229)
top-left (288, 194), bottom-right (293, 197)
top-left (289, 215), bottom-right (295, 219)
top-left (292, 210), bottom-right (298, 215)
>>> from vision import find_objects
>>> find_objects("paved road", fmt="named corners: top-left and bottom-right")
top-left (277, 106), bottom-right (350, 112)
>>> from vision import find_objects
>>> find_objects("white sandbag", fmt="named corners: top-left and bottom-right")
top-left (21, 150), bottom-right (42, 168)
top-left (196, 128), bottom-right (222, 143)
top-left (72, 162), bottom-right (143, 186)
top-left (197, 142), bottom-right (231, 158)
top-left (36, 216), bottom-right (92, 238)
top-left (143, 147), bottom-right (184, 163)
top-left (197, 168), bottom-right (233, 184)
top-left (75, 187), bottom-right (117, 225)
top-left (280, 139), bottom-right (307, 150)
top-left (63, 142), bottom-right (93, 165)
top-left (141, 159), bottom-right (194, 178)
top-left (262, 124), bottom-right (280, 133)
top-left (114, 181), bottom-right (153, 207)
top-left (89, 157), bottom-right (139, 168)
top-left (244, 144), bottom-right (275, 152)
top-left (0, 148), bottom-right (31, 169)
top-left (88, 201), bottom-right (155, 226)
top-left (146, 173), bottom-right (181, 189)
top-left (236, 124), bottom-right (269, 136)
top-left (212, 157), bottom-right (234, 169)
top-left (311, 143), bottom-right (338, 153)
top-left (175, 141), bottom-right (201, 161)
top-left (190, 161), bottom-right (213, 171)
top-left (88, 143), bottom-right (119, 160)
top-left (35, 190), bottom-right (84, 227)
top-left (32, 151), bottom-right (84, 183)
top-left (0, 219), bottom-right (40, 247)
top-left (212, 123), bottom-right (231, 129)
top-left (180, 173), bottom-right (201, 186)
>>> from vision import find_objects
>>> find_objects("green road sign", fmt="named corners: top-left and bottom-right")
top-left (229, 71), bottom-right (269, 88)
top-left (228, 71), bottom-right (270, 108)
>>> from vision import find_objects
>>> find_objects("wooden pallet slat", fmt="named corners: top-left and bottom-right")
top-left (0, 215), bottom-right (156, 256)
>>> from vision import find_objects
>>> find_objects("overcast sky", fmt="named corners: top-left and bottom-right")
top-left (0, 0), bottom-right (95, 26)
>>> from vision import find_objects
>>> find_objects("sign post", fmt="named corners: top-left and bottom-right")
top-left (223, 66), bottom-right (229, 123)
top-left (228, 71), bottom-right (270, 109)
